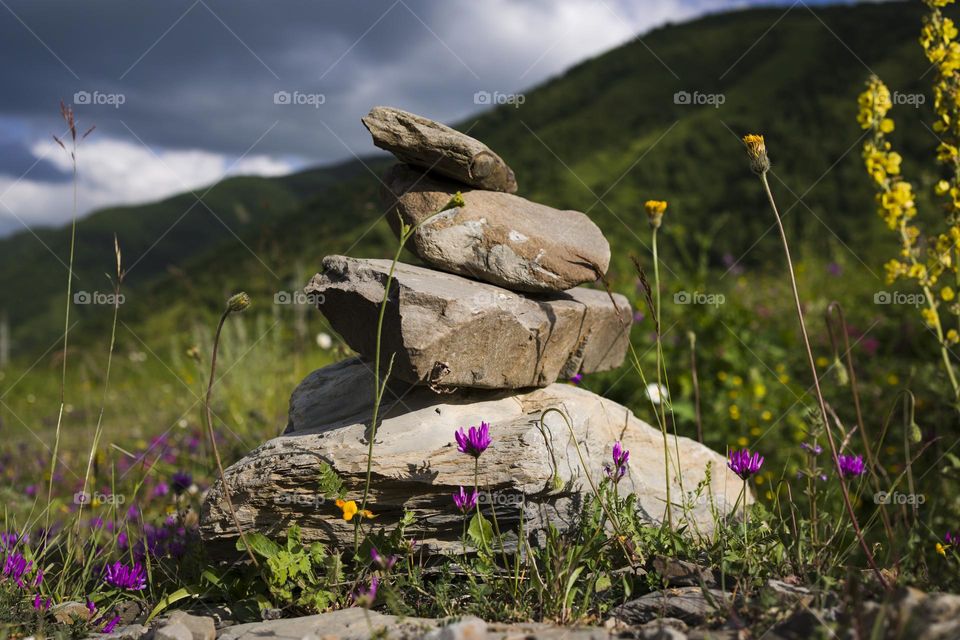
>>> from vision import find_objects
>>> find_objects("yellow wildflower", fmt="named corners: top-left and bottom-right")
top-left (942, 286), bottom-right (956, 301)
top-left (644, 200), bottom-right (667, 229)
top-left (742, 134), bottom-right (770, 174)
top-left (335, 499), bottom-right (376, 522)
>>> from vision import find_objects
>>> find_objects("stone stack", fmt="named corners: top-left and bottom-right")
top-left (200, 107), bottom-right (745, 554)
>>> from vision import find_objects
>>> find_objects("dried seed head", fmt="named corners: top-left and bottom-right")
top-left (226, 292), bottom-right (251, 313)
top-left (644, 200), bottom-right (668, 229)
top-left (742, 134), bottom-right (770, 175)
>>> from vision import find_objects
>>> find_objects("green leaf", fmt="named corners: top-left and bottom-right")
top-left (146, 587), bottom-right (198, 622)
top-left (236, 532), bottom-right (282, 559)
top-left (467, 512), bottom-right (494, 548)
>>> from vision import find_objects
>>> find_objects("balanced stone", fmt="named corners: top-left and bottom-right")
top-left (381, 164), bottom-right (611, 292)
top-left (200, 358), bottom-right (746, 555)
top-left (362, 106), bottom-right (518, 193)
top-left (305, 255), bottom-right (631, 389)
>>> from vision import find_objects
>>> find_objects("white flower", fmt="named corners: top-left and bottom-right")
top-left (316, 332), bottom-right (333, 349)
top-left (645, 382), bottom-right (669, 405)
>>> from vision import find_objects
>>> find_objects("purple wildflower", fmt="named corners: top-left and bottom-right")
top-left (101, 615), bottom-right (121, 633)
top-left (800, 442), bottom-right (823, 455)
top-left (837, 454), bottom-right (866, 478)
top-left (0, 531), bottom-right (21, 551)
top-left (570, 373), bottom-right (584, 385)
top-left (370, 546), bottom-right (397, 571)
top-left (353, 576), bottom-right (379, 608)
top-left (103, 560), bottom-right (147, 591)
top-left (86, 599), bottom-right (97, 614)
top-left (33, 593), bottom-right (51, 611)
top-left (604, 441), bottom-right (630, 482)
top-left (3, 552), bottom-right (33, 588)
top-left (728, 448), bottom-right (764, 480)
top-left (452, 486), bottom-right (479, 513)
top-left (152, 482), bottom-right (170, 498)
top-left (455, 422), bottom-right (491, 458)
top-left (171, 471), bottom-right (193, 494)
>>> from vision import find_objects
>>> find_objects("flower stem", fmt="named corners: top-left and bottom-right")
top-left (652, 227), bottom-right (674, 532)
top-left (759, 172), bottom-right (886, 589)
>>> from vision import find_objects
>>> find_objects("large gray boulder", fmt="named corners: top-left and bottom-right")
top-left (200, 359), bottom-right (745, 555)
top-left (306, 256), bottom-right (631, 390)
top-left (362, 106), bottom-right (518, 193)
top-left (381, 164), bottom-right (611, 292)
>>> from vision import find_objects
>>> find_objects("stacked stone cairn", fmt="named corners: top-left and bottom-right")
top-left (201, 107), bottom-right (744, 554)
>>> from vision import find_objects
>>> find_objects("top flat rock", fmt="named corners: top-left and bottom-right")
top-left (381, 164), bottom-right (611, 293)
top-left (362, 106), bottom-right (518, 193)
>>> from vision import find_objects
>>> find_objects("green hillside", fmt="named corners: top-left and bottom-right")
top-left (0, 0), bottom-right (944, 354)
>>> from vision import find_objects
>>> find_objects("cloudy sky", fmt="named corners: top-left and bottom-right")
top-left (0, 0), bottom-right (852, 236)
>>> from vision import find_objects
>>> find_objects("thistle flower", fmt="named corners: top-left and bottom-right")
top-left (455, 422), bottom-right (492, 458)
top-left (604, 441), bottom-right (630, 482)
top-left (102, 560), bottom-right (146, 591)
top-left (742, 134), bottom-right (770, 175)
top-left (644, 200), bottom-right (668, 229)
top-left (837, 454), bottom-right (866, 478)
top-left (728, 448), bottom-right (764, 480)
top-left (452, 486), bottom-right (479, 513)
top-left (226, 292), bottom-right (251, 313)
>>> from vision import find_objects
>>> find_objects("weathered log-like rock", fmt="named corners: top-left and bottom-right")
top-left (381, 164), bottom-right (610, 292)
top-left (200, 359), bottom-right (746, 555)
top-left (306, 256), bottom-right (630, 390)
top-left (362, 106), bottom-right (518, 193)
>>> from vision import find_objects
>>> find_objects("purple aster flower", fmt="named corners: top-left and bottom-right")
top-left (101, 615), bottom-right (121, 633)
top-left (728, 448), bottom-right (764, 480)
top-left (353, 576), bottom-right (379, 608)
top-left (837, 454), bottom-right (866, 478)
top-left (102, 560), bottom-right (147, 591)
top-left (370, 546), bottom-right (397, 571)
top-left (455, 422), bottom-right (491, 458)
top-left (452, 486), bottom-right (479, 513)
top-left (171, 471), bottom-right (193, 495)
top-left (604, 441), bottom-right (630, 482)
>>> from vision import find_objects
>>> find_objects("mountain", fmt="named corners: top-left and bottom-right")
top-left (0, 0), bottom-right (942, 353)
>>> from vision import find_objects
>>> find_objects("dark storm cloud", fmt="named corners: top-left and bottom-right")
top-left (1, 0), bottom-right (626, 165)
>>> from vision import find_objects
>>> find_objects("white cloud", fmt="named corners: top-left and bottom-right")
top-left (0, 137), bottom-right (295, 233)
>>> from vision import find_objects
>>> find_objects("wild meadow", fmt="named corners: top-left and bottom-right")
top-left (4, 1), bottom-right (960, 638)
